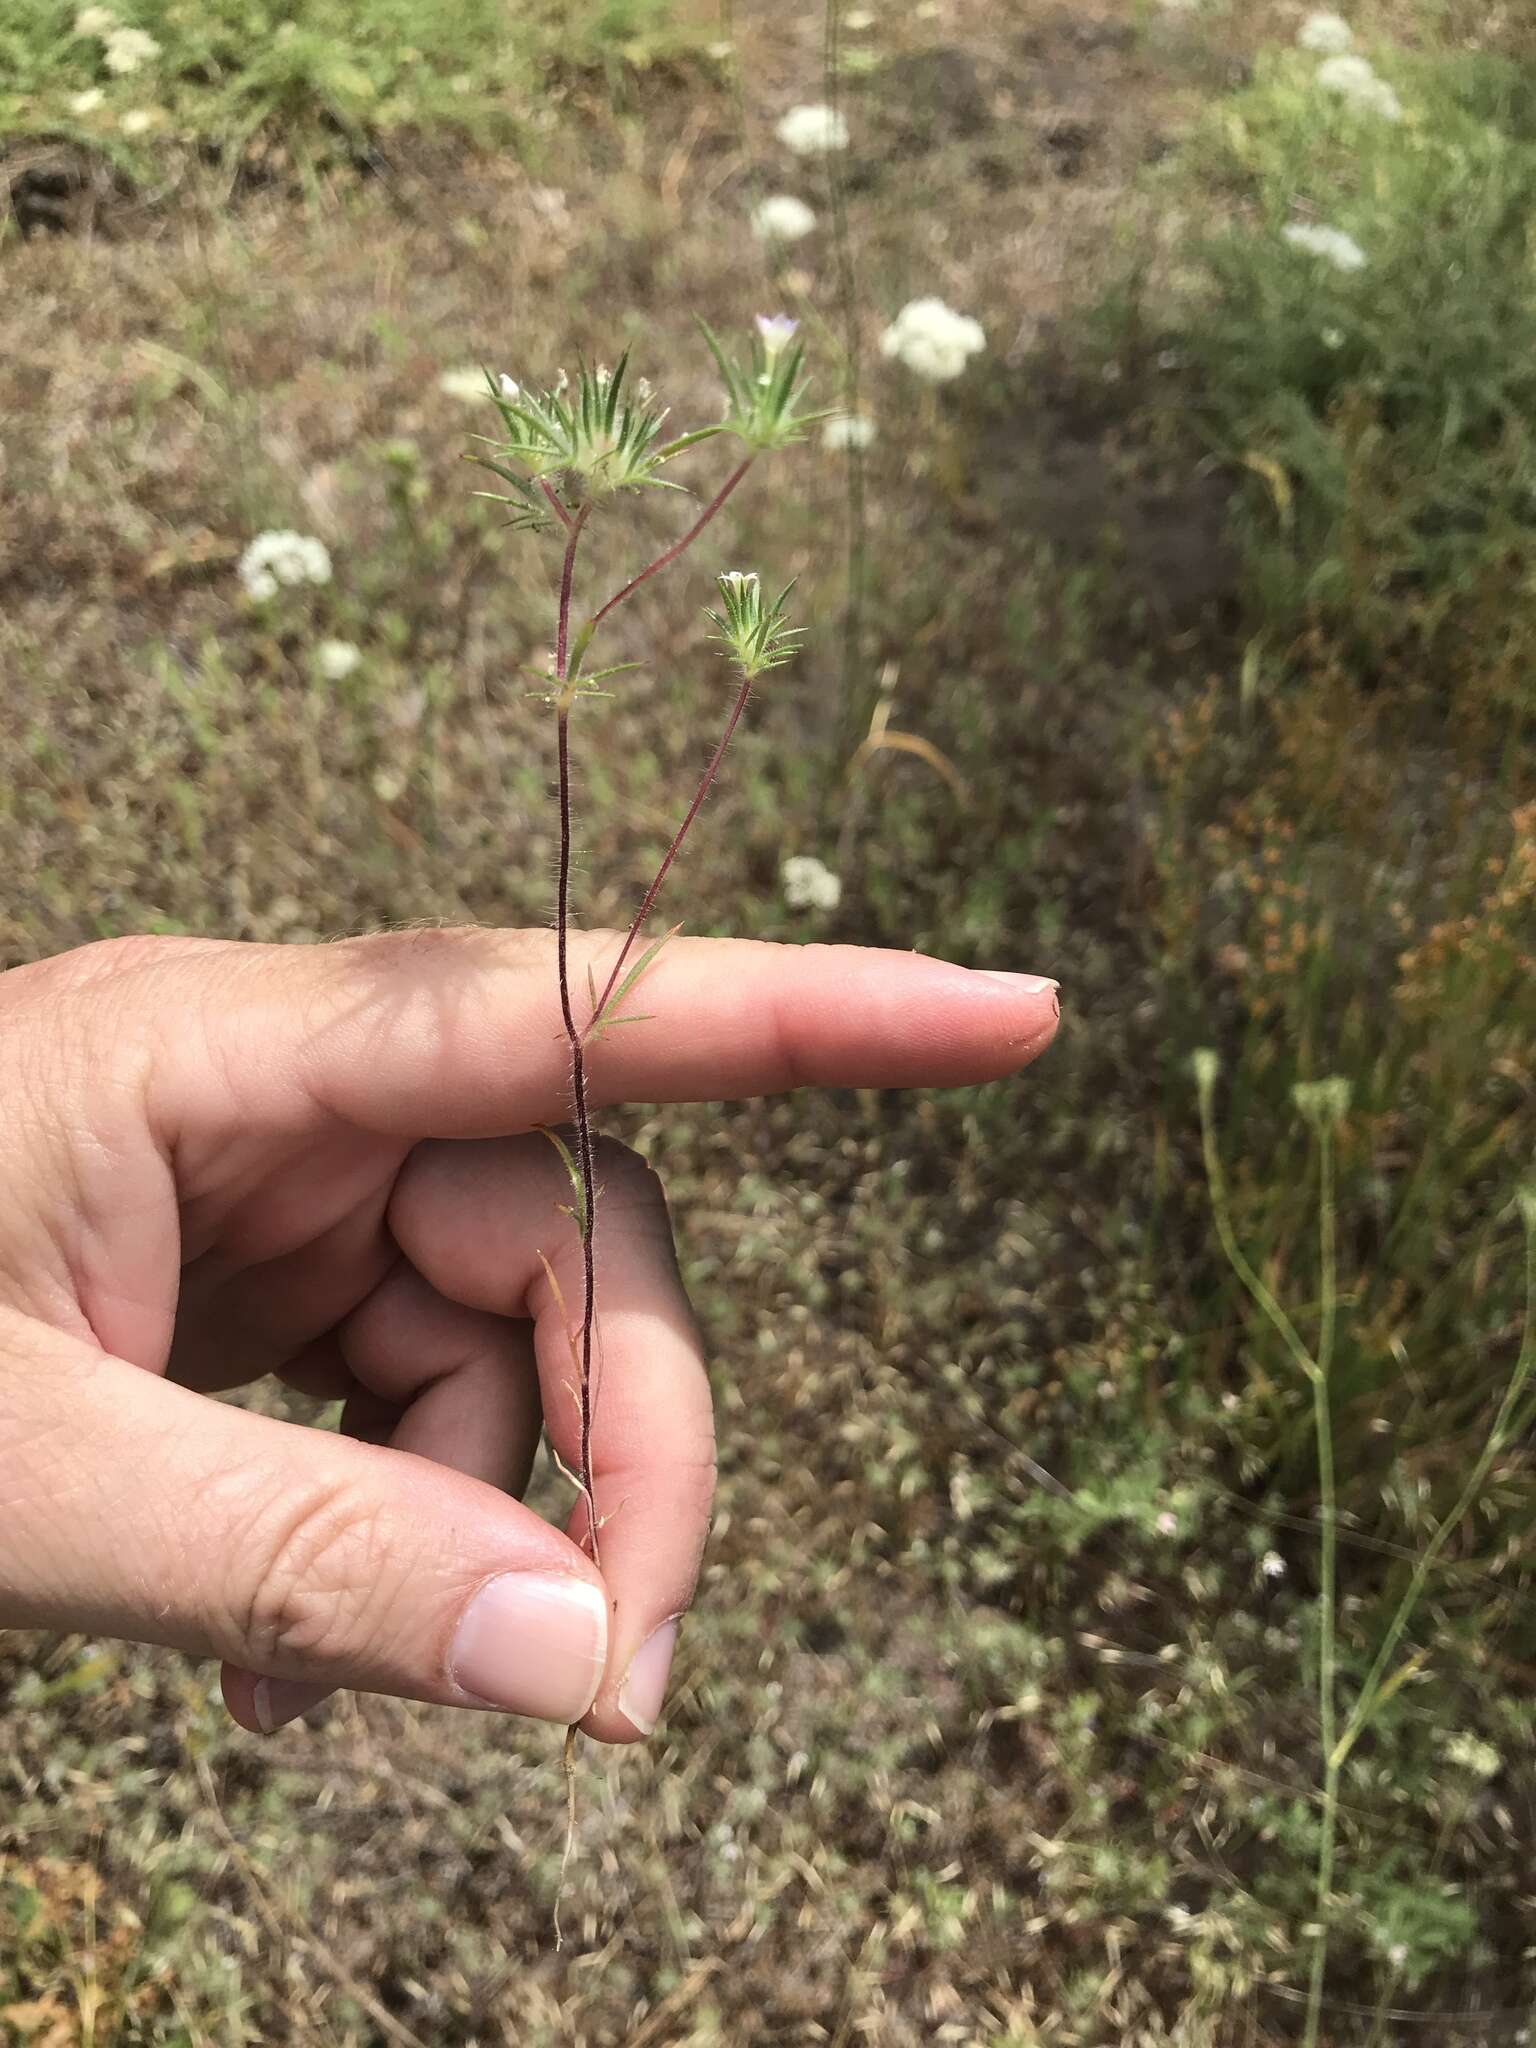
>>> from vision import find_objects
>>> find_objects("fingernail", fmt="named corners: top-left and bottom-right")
top-left (616, 1620), bottom-right (679, 1737)
top-left (978, 973), bottom-right (1059, 997)
top-left (253, 1677), bottom-right (333, 1734)
top-left (451, 1572), bottom-right (608, 1724)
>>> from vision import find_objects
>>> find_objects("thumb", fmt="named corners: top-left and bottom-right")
top-left (1, 1319), bottom-right (608, 1729)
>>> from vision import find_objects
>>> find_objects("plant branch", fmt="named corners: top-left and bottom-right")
top-left (587, 458), bottom-right (754, 635)
top-left (1331, 1205), bottom-right (1536, 1771)
top-left (541, 477), bottom-right (575, 532)
top-left (587, 672), bottom-right (756, 1034)
top-left (1197, 1088), bottom-right (1322, 1388)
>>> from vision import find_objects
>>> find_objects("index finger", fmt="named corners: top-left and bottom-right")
top-left (137, 929), bottom-right (1061, 1145)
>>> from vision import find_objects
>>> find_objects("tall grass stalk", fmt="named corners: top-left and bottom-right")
top-left (820, 0), bottom-right (870, 763)
top-left (1331, 1194), bottom-right (1536, 1773)
top-left (1197, 1054), bottom-right (1536, 2040)
top-left (1195, 1058), bottom-right (1341, 2046)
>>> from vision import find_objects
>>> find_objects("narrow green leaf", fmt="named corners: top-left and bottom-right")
top-left (587, 925), bottom-right (682, 1040)
top-left (534, 1124), bottom-right (587, 1239)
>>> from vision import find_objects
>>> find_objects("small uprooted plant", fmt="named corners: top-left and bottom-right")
top-left (466, 319), bottom-right (819, 1916)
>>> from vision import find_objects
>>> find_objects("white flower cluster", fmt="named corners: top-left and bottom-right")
top-left (752, 194), bottom-right (817, 243)
top-left (781, 855), bottom-right (842, 912)
top-left (757, 108), bottom-right (839, 245)
top-left (1315, 49), bottom-right (1402, 120)
top-left (239, 530), bottom-right (333, 601)
top-left (879, 297), bottom-right (986, 383)
top-left (75, 13), bottom-right (162, 73)
top-left (104, 25), bottom-right (159, 73)
top-left (775, 104), bottom-right (848, 155)
top-left (823, 413), bottom-right (876, 451)
top-left (438, 366), bottom-right (489, 401)
top-left (1281, 221), bottom-right (1367, 272)
top-left (1442, 1730), bottom-right (1501, 1780)
top-left (1297, 10), bottom-right (1352, 54)
top-left (315, 638), bottom-right (361, 681)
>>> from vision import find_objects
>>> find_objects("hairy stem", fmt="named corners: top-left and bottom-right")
top-left (540, 477), bottom-right (575, 533)
top-left (552, 506), bottom-right (600, 1559)
top-left (588, 672), bottom-right (756, 1033)
top-left (586, 458), bottom-right (753, 636)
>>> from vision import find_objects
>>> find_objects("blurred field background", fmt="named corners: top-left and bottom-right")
top-left (3, 0), bottom-right (1536, 2041)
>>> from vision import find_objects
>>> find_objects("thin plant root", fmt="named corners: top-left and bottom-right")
top-left (554, 1722), bottom-right (581, 1950)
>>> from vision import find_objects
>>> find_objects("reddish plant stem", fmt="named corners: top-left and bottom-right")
top-left (587, 457), bottom-right (753, 634)
top-left (555, 506), bottom-right (588, 679)
top-left (550, 451), bottom-right (757, 1545)
top-left (588, 672), bottom-right (756, 1033)
top-left (552, 507), bottom-right (600, 1559)
top-left (540, 477), bottom-right (575, 533)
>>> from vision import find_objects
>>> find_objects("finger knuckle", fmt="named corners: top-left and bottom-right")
top-left (236, 1482), bottom-right (398, 1671)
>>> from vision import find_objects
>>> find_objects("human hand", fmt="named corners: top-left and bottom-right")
top-left (0, 929), bottom-right (1058, 1742)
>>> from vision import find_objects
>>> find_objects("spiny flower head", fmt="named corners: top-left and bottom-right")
top-left (702, 318), bottom-right (822, 451)
top-left (705, 570), bottom-right (804, 678)
top-left (471, 353), bottom-right (718, 526)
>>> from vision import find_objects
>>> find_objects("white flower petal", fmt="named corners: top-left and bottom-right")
top-left (751, 194), bottom-right (818, 242)
top-left (316, 639), bottom-right (361, 681)
top-left (1297, 10), bottom-right (1352, 53)
top-left (781, 855), bottom-right (842, 912)
top-left (775, 104), bottom-right (849, 155)
top-left (823, 413), bottom-right (876, 451)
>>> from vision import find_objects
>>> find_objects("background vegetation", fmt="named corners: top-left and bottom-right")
top-left (1, 0), bottom-right (1533, 2041)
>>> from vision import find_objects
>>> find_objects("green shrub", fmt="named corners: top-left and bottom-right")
top-left (1155, 38), bottom-right (1536, 694)
top-left (0, 0), bottom-right (691, 173)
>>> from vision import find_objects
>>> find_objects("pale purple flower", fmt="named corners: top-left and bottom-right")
top-left (755, 314), bottom-right (800, 356)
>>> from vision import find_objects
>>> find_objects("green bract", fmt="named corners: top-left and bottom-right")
top-left (704, 570), bottom-right (803, 679)
top-left (470, 354), bottom-right (719, 524)
top-left (702, 318), bottom-right (824, 452)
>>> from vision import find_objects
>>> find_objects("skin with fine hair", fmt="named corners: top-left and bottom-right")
top-left (0, 926), bottom-right (1058, 1741)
